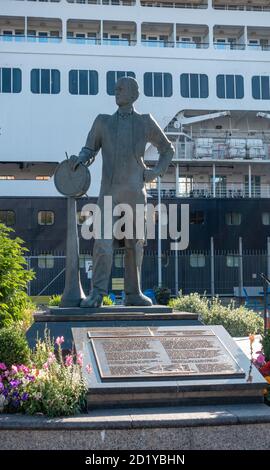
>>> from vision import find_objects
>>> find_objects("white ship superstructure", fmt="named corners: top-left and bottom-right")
top-left (1, 0), bottom-right (270, 199)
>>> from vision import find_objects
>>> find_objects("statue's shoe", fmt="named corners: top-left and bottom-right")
top-left (80, 293), bottom-right (103, 308)
top-left (124, 293), bottom-right (153, 307)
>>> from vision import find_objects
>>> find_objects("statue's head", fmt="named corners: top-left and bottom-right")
top-left (115, 77), bottom-right (139, 107)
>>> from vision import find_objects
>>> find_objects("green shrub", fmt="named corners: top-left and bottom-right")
top-left (0, 325), bottom-right (31, 366)
top-left (261, 329), bottom-right (270, 361)
top-left (103, 295), bottom-right (114, 306)
top-left (169, 292), bottom-right (209, 315)
top-left (170, 293), bottom-right (263, 337)
top-left (154, 286), bottom-right (171, 305)
top-left (48, 295), bottom-right (62, 307)
top-left (0, 224), bottom-right (35, 327)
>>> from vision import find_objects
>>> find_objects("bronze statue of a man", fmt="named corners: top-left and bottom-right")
top-left (70, 77), bottom-right (174, 308)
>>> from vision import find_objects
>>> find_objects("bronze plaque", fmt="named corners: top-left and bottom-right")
top-left (89, 327), bottom-right (245, 380)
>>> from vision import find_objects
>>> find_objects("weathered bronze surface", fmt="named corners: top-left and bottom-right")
top-left (89, 327), bottom-right (245, 380)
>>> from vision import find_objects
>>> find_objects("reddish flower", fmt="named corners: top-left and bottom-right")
top-left (260, 361), bottom-right (270, 377)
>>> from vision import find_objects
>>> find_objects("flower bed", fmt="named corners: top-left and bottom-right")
top-left (0, 335), bottom-right (91, 417)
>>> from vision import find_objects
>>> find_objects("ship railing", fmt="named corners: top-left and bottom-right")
top-left (247, 44), bottom-right (270, 52)
top-left (178, 184), bottom-right (270, 199)
top-left (67, 0), bottom-right (136, 5)
top-left (0, 34), bottom-right (62, 43)
top-left (213, 42), bottom-right (246, 51)
top-left (175, 41), bottom-right (209, 49)
top-left (141, 1), bottom-right (208, 8)
top-left (67, 37), bottom-right (136, 45)
top-left (214, 4), bottom-right (270, 12)
top-left (147, 189), bottom-right (176, 198)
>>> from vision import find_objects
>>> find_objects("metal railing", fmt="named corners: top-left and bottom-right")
top-left (26, 249), bottom-right (270, 297)
top-left (0, 34), bottom-right (62, 43)
top-left (67, 0), bottom-right (136, 4)
top-left (214, 4), bottom-right (270, 11)
top-left (141, 1), bottom-right (208, 8)
top-left (178, 183), bottom-right (270, 199)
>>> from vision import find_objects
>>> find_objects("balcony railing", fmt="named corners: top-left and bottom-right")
top-left (214, 42), bottom-right (246, 50)
top-left (214, 4), bottom-right (270, 11)
top-left (178, 183), bottom-right (270, 199)
top-left (67, 37), bottom-right (136, 45)
top-left (141, 2), bottom-right (207, 9)
top-left (0, 34), bottom-right (62, 43)
top-left (67, 0), bottom-right (136, 4)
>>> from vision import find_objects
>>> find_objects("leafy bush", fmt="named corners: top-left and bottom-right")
top-left (170, 293), bottom-right (263, 337)
top-left (154, 286), bottom-right (171, 305)
top-left (0, 325), bottom-right (31, 367)
top-left (169, 292), bottom-right (209, 315)
top-left (48, 295), bottom-right (62, 307)
top-left (0, 224), bottom-right (35, 327)
top-left (262, 329), bottom-right (270, 362)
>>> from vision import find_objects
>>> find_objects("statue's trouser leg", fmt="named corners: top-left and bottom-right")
top-left (92, 238), bottom-right (113, 296)
top-left (124, 239), bottom-right (144, 296)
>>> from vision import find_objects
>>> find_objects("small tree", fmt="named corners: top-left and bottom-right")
top-left (0, 224), bottom-right (35, 327)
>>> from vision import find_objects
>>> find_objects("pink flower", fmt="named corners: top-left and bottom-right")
top-left (256, 353), bottom-right (265, 365)
top-left (11, 365), bottom-right (18, 374)
top-left (55, 336), bottom-right (64, 346)
top-left (18, 365), bottom-right (29, 374)
top-left (0, 363), bottom-right (7, 371)
top-left (47, 353), bottom-right (56, 365)
top-left (77, 352), bottom-right (83, 367)
top-left (43, 362), bottom-right (49, 370)
top-left (86, 364), bottom-right (92, 374)
top-left (65, 355), bottom-right (73, 367)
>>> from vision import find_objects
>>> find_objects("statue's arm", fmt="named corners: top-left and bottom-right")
top-left (78, 116), bottom-right (102, 166)
top-left (146, 115), bottom-right (175, 180)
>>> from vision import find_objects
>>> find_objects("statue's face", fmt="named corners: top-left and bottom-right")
top-left (115, 80), bottom-right (133, 107)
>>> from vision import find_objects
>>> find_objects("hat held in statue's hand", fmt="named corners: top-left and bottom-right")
top-left (54, 156), bottom-right (91, 198)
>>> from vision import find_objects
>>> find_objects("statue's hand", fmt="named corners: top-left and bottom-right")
top-left (69, 155), bottom-right (81, 171)
top-left (143, 168), bottom-right (158, 183)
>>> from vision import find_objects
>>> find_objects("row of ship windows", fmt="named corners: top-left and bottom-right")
top-left (33, 254), bottom-right (242, 270)
top-left (2, 68), bottom-right (270, 99)
top-left (1, 209), bottom-right (270, 227)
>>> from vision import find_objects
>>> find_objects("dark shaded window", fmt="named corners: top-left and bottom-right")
top-left (0, 210), bottom-right (15, 226)
top-left (31, 69), bottom-right (60, 94)
top-left (226, 255), bottom-right (239, 268)
top-left (190, 254), bottom-right (205, 268)
top-left (106, 71), bottom-right (135, 96)
top-left (38, 255), bottom-right (54, 269)
top-left (144, 72), bottom-right (172, 97)
top-left (217, 75), bottom-right (244, 99)
top-left (225, 212), bottom-right (242, 225)
top-left (38, 211), bottom-right (55, 225)
top-left (190, 211), bottom-right (204, 225)
top-left (180, 74), bottom-right (208, 98)
top-left (252, 76), bottom-right (270, 100)
top-left (0, 68), bottom-right (21, 93)
top-left (69, 70), bottom-right (98, 95)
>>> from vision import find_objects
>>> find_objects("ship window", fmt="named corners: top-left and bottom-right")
top-left (77, 210), bottom-right (93, 225)
top-left (114, 253), bottom-right (124, 268)
top-left (262, 212), bottom-right (270, 225)
top-left (216, 75), bottom-right (244, 99)
top-left (69, 70), bottom-right (98, 95)
top-left (190, 254), bottom-right (205, 268)
top-left (107, 71), bottom-right (135, 96)
top-left (31, 69), bottom-right (60, 94)
top-left (226, 255), bottom-right (239, 268)
top-left (38, 211), bottom-right (55, 226)
top-left (252, 76), bottom-right (270, 100)
top-left (0, 210), bottom-right (15, 226)
top-left (38, 255), bottom-right (54, 269)
top-left (190, 211), bottom-right (205, 225)
top-left (144, 73), bottom-right (172, 97)
top-left (0, 68), bottom-right (21, 93)
top-left (225, 212), bottom-right (242, 225)
top-left (180, 74), bottom-right (208, 98)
